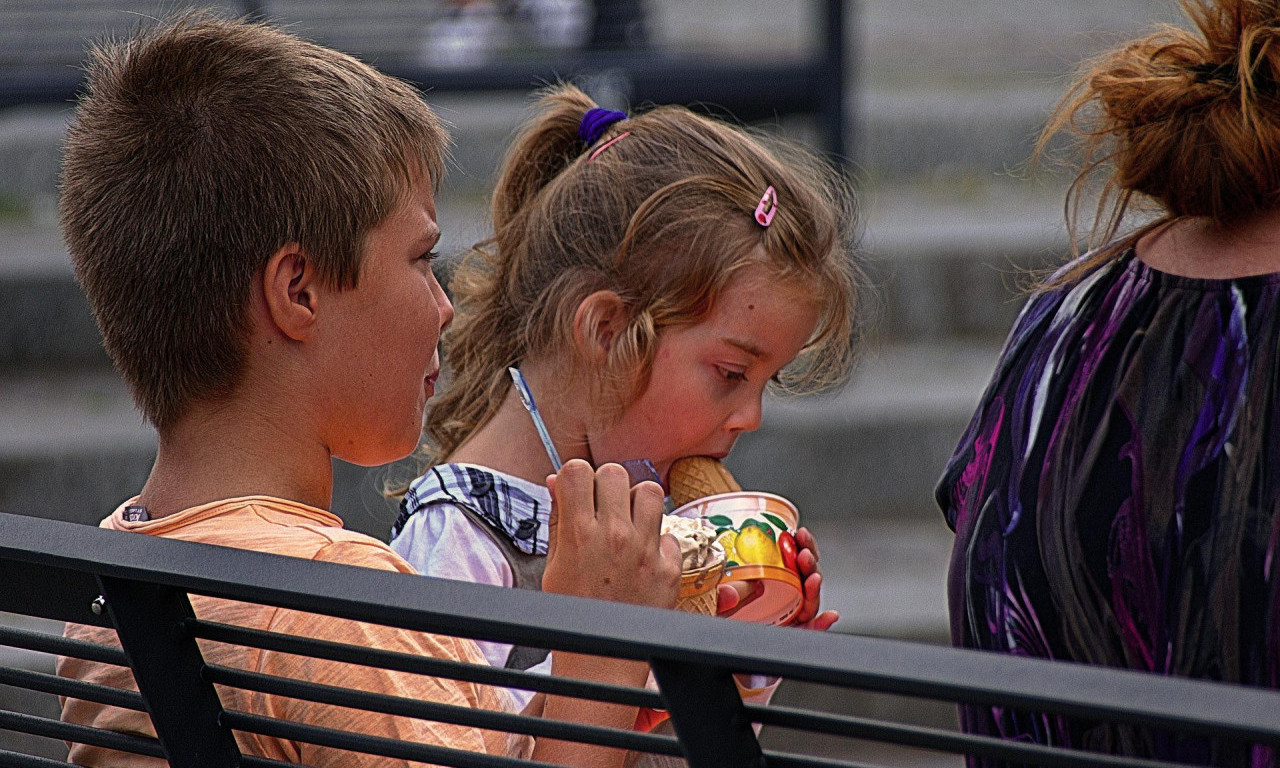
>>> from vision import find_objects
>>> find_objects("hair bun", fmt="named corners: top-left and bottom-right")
top-left (1047, 0), bottom-right (1280, 227)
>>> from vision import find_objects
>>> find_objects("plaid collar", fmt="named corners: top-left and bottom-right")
top-left (393, 463), bottom-right (550, 556)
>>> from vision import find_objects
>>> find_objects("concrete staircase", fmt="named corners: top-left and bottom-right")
top-left (0, 0), bottom-right (1186, 762)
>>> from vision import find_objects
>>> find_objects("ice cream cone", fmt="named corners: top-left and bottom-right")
top-left (668, 456), bottom-right (741, 508)
top-left (660, 512), bottom-right (725, 615)
top-left (674, 556), bottom-right (725, 615)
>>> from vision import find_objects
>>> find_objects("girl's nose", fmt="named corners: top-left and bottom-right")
top-left (726, 393), bottom-right (763, 433)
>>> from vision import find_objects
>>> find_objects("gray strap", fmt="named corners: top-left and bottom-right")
top-left (454, 505), bottom-right (550, 670)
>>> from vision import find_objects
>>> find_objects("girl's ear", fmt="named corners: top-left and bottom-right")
top-left (573, 290), bottom-right (628, 360)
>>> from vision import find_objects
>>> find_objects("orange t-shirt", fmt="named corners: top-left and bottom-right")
top-left (58, 496), bottom-right (531, 767)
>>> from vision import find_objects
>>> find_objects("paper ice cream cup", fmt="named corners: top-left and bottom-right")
top-left (672, 491), bottom-right (802, 625)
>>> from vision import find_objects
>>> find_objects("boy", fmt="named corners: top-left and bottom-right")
top-left (56, 11), bottom-right (680, 767)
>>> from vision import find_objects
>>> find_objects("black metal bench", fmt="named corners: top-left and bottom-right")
top-left (2, 510), bottom-right (1280, 768)
top-left (0, 0), bottom-right (848, 157)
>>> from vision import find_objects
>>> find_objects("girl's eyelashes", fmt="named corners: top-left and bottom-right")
top-left (717, 365), bottom-right (749, 383)
top-left (418, 250), bottom-right (440, 263)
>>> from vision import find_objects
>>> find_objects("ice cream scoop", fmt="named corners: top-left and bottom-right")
top-left (667, 456), bottom-right (742, 508)
top-left (660, 514), bottom-right (724, 571)
top-left (659, 513), bottom-right (725, 615)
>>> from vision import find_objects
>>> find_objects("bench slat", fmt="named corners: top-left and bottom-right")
top-left (206, 666), bottom-right (682, 756)
top-left (0, 666), bottom-right (144, 712)
top-left (0, 625), bottom-right (127, 667)
top-left (188, 619), bottom-right (665, 709)
top-left (0, 709), bottom-right (163, 759)
top-left (221, 710), bottom-right (565, 768)
top-left (751, 704), bottom-right (1202, 768)
top-left (0, 747), bottom-right (80, 768)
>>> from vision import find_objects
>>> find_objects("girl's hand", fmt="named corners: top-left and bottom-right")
top-left (543, 459), bottom-right (681, 609)
top-left (716, 526), bottom-right (838, 630)
top-left (716, 580), bottom-right (761, 615)
top-left (790, 527), bottom-right (838, 630)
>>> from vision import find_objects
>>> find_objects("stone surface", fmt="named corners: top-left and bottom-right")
top-left (0, 2), bottom-right (1185, 762)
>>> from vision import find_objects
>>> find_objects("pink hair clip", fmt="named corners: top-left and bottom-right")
top-left (587, 131), bottom-right (631, 162)
top-left (755, 185), bottom-right (777, 227)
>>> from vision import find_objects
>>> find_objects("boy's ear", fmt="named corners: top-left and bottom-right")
top-left (261, 244), bottom-right (320, 341)
top-left (573, 290), bottom-right (628, 359)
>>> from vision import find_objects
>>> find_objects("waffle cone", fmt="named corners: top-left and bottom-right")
top-left (668, 456), bottom-right (742, 508)
top-left (674, 557), bottom-right (725, 615)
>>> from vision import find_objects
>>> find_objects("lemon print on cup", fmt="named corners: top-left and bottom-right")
top-left (734, 522), bottom-right (783, 567)
top-left (714, 529), bottom-right (739, 563)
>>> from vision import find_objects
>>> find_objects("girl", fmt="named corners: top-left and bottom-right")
top-left (390, 83), bottom-right (859, 691)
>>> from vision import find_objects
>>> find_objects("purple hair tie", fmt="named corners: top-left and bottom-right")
top-left (578, 107), bottom-right (628, 145)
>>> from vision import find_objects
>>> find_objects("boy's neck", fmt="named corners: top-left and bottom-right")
top-left (137, 398), bottom-right (334, 520)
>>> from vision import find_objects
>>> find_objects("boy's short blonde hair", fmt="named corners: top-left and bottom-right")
top-left (60, 11), bottom-right (448, 432)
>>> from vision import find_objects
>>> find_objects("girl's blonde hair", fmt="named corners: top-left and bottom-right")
top-left (427, 84), bottom-right (860, 461)
top-left (1040, 0), bottom-right (1280, 283)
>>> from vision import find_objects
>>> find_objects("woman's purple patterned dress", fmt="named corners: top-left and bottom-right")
top-left (937, 248), bottom-right (1280, 767)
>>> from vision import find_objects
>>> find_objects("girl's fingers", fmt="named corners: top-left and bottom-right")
top-left (717, 580), bottom-right (765, 618)
top-left (797, 610), bottom-right (839, 632)
top-left (550, 459), bottom-right (596, 547)
top-left (716, 580), bottom-right (756, 613)
top-left (792, 571), bottom-right (823, 624)
top-left (796, 546), bottom-right (819, 578)
top-left (795, 527), bottom-right (820, 561)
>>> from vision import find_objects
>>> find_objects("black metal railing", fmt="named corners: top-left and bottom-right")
top-left (3, 510), bottom-right (1280, 768)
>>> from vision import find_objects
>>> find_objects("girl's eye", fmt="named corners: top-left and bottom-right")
top-left (418, 250), bottom-right (439, 263)
top-left (718, 366), bottom-right (748, 383)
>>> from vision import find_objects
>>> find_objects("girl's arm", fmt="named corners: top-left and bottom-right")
top-left (533, 460), bottom-right (681, 768)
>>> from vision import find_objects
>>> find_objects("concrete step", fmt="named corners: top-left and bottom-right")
top-left (724, 341), bottom-right (999, 524)
top-left (0, 176), bottom-right (1055, 371)
top-left (0, 341), bottom-right (986, 638)
top-left (0, 612), bottom-right (65, 759)
top-left (0, 0), bottom-right (1189, 195)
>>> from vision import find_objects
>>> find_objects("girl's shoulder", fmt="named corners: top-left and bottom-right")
top-left (392, 463), bottom-right (551, 557)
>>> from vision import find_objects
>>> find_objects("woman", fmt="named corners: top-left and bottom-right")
top-left (937, 1), bottom-right (1280, 765)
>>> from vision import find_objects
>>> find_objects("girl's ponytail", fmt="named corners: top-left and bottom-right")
top-left (491, 84), bottom-right (598, 231)
top-left (425, 84), bottom-right (603, 460)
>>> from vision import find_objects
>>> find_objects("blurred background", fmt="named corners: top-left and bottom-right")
top-left (0, 0), bottom-right (1183, 763)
